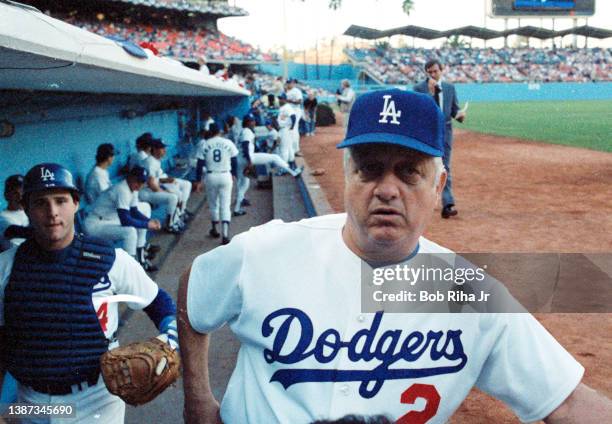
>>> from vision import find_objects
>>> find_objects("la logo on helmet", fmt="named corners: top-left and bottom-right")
top-left (40, 167), bottom-right (55, 182)
top-left (378, 95), bottom-right (402, 125)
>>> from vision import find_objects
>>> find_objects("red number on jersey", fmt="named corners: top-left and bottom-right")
top-left (96, 302), bottom-right (108, 332)
top-left (396, 383), bottom-right (441, 424)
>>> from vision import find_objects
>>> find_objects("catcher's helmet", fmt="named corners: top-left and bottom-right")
top-left (23, 163), bottom-right (79, 196)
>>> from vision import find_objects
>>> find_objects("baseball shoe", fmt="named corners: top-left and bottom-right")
top-left (441, 205), bottom-right (458, 219)
top-left (140, 259), bottom-right (159, 273)
top-left (209, 228), bottom-right (220, 238)
top-left (233, 210), bottom-right (247, 217)
top-left (240, 199), bottom-right (251, 207)
top-left (295, 152), bottom-right (303, 157)
top-left (145, 243), bottom-right (161, 260)
top-left (221, 237), bottom-right (230, 245)
top-left (164, 224), bottom-right (184, 234)
top-left (145, 243), bottom-right (161, 254)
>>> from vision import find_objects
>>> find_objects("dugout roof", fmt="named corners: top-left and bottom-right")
top-left (0, 2), bottom-right (249, 97)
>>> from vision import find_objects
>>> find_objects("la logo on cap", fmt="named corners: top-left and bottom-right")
top-left (40, 167), bottom-right (55, 182)
top-left (378, 95), bottom-right (402, 125)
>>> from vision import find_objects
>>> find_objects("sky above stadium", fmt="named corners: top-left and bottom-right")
top-left (218, 0), bottom-right (611, 50)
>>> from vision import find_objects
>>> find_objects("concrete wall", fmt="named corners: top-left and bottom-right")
top-left (259, 62), bottom-right (357, 81)
top-left (305, 81), bottom-right (612, 102)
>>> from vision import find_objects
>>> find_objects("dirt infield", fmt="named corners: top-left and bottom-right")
top-left (300, 122), bottom-right (612, 423)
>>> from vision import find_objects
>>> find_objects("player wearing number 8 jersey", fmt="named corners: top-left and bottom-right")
top-left (194, 123), bottom-right (238, 245)
top-left (0, 163), bottom-right (178, 423)
top-left (179, 90), bottom-right (611, 423)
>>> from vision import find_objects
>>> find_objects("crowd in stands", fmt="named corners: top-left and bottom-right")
top-left (110, 0), bottom-right (247, 16)
top-left (64, 16), bottom-right (276, 62)
top-left (347, 47), bottom-right (612, 83)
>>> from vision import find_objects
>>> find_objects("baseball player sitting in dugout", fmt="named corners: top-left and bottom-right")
top-left (178, 89), bottom-right (611, 423)
top-left (0, 163), bottom-right (178, 423)
top-left (84, 166), bottom-right (162, 272)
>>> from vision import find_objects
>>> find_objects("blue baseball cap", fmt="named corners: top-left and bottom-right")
top-left (337, 89), bottom-right (444, 157)
top-left (23, 163), bottom-right (79, 196)
top-left (129, 166), bottom-right (148, 183)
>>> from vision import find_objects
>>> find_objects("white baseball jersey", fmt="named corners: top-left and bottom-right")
top-left (187, 214), bottom-right (584, 424)
top-left (266, 128), bottom-right (279, 150)
top-left (89, 180), bottom-right (139, 220)
top-left (85, 166), bottom-right (111, 203)
top-left (128, 150), bottom-right (148, 170)
top-left (198, 136), bottom-right (238, 172)
top-left (288, 87), bottom-right (303, 105)
top-left (278, 104), bottom-right (296, 132)
top-left (0, 209), bottom-right (29, 250)
top-left (143, 155), bottom-right (166, 181)
top-left (0, 246), bottom-right (158, 340)
top-left (238, 128), bottom-right (255, 160)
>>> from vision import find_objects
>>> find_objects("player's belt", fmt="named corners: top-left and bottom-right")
top-left (207, 170), bottom-right (230, 174)
top-left (28, 373), bottom-right (101, 395)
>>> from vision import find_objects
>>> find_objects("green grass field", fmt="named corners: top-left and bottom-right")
top-left (460, 100), bottom-right (612, 153)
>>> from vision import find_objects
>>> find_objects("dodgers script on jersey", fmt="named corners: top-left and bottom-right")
top-left (187, 214), bottom-right (584, 423)
top-left (0, 247), bottom-right (158, 339)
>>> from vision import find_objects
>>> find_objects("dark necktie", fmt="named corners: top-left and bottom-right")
top-left (434, 85), bottom-right (441, 108)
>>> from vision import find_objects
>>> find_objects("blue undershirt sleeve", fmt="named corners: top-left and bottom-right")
top-left (117, 208), bottom-right (149, 229)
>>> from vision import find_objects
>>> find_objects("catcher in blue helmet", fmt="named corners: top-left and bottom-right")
top-left (0, 163), bottom-right (179, 422)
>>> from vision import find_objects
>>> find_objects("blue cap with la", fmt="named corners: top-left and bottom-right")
top-left (337, 88), bottom-right (444, 157)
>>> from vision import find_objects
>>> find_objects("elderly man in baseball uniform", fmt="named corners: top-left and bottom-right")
top-left (178, 89), bottom-right (611, 423)
top-left (84, 166), bottom-right (161, 272)
top-left (0, 163), bottom-right (178, 423)
top-left (194, 123), bottom-right (238, 245)
top-left (0, 175), bottom-right (29, 252)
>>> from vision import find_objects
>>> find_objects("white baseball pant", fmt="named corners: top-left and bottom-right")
top-left (84, 215), bottom-right (146, 256)
top-left (138, 188), bottom-right (179, 224)
top-left (234, 158), bottom-right (250, 212)
top-left (278, 129), bottom-right (295, 163)
top-left (251, 153), bottom-right (298, 176)
top-left (205, 172), bottom-right (233, 222)
top-left (162, 178), bottom-right (192, 213)
top-left (17, 374), bottom-right (124, 424)
top-left (291, 129), bottom-right (300, 155)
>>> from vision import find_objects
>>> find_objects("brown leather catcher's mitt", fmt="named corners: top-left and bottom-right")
top-left (100, 337), bottom-right (180, 406)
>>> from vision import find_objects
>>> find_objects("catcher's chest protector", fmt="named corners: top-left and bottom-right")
top-left (4, 234), bottom-right (115, 389)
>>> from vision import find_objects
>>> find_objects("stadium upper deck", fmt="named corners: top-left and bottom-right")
top-left (348, 47), bottom-right (612, 84)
